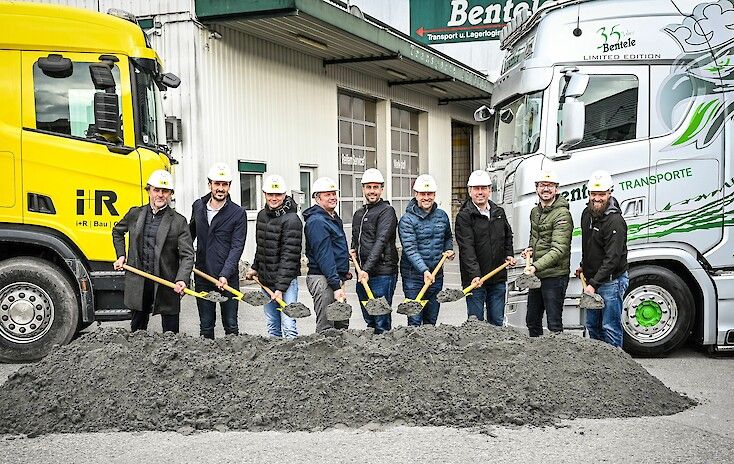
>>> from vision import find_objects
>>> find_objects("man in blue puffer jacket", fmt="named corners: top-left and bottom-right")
top-left (398, 174), bottom-right (455, 326)
top-left (304, 176), bottom-right (351, 332)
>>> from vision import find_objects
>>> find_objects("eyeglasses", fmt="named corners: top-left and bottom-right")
top-left (536, 182), bottom-right (557, 189)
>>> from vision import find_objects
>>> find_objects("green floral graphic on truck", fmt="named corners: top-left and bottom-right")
top-left (660, 0), bottom-right (734, 150)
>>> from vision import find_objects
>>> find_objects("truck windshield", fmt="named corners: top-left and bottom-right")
top-left (132, 64), bottom-right (164, 150)
top-left (494, 91), bottom-right (543, 157)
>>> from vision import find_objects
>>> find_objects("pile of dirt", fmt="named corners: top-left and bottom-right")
top-left (0, 323), bottom-right (695, 436)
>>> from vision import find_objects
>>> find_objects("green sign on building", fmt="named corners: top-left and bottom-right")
top-left (411, 0), bottom-right (550, 45)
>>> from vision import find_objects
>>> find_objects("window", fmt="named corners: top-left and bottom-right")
top-left (34, 61), bottom-right (121, 139)
top-left (238, 161), bottom-right (266, 211)
top-left (299, 169), bottom-right (313, 213)
top-left (391, 106), bottom-right (419, 215)
top-left (494, 91), bottom-right (542, 157)
top-left (338, 92), bottom-right (376, 223)
top-left (132, 62), bottom-right (163, 148)
top-left (560, 75), bottom-right (639, 150)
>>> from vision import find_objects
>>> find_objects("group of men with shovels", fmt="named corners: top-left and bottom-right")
top-left (112, 163), bottom-right (628, 348)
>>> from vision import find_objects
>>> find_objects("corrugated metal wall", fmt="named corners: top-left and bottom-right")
top-left (33, 0), bottom-right (191, 16)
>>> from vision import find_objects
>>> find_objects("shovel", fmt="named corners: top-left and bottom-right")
top-left (192, 268), bottom-right (268, 305)
top-left (350, 255), bottom-right (391, 316)
top-left (397, 252), bottom-right (450, 316)
top-left (252, 276), bottom-right (311, 319)
top-left (514, 255), bottom-right (542, 290)
top-left (437, 260), bottom-right (512, 303)
top-left (579, 272), bottom-right (605, 309)
top-left (122, 264), bottom-right (228, 302)
top-left (326, 284), bottom-right (352, 321)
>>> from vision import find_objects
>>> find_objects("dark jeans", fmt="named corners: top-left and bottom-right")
top-left (195, 277), bottom-right (239, 339)
top-left (402, 274), bottom-right (444, 326)
top-left (356, 274), bottom-right (397, 334)
top-left (130, 280), bottom-right (180, 333)
top-left (526, 275), bottom-right (569, 337)
top-left (466, 282), bottom-right (507, 326)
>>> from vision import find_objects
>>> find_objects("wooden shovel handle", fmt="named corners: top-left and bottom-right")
top-left (252, 276), bottom-right (287, 308)
top-left (524, 254), bottom-right (534, 271)
top-left (416, 252), bottom-right (450, 301)
top-left (579, 272), bottom-right (588, 288)
top-left (123, 264), bottom-right (176, 290)
top-left (350, 254), bottom-right (375, 300)
top-left (462, 260), bottom-right (512, 293)
top-left (193, 268), bottom-right (243, 297)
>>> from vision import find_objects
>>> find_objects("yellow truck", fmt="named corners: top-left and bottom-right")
top-left (0, 2), bottom-right (180, 361)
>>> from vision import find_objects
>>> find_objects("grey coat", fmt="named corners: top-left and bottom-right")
top-left (112, 205), bottom-right (194, 315)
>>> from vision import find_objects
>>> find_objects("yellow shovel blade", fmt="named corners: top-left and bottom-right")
top-left (401, 298), bottom-right (428, 307)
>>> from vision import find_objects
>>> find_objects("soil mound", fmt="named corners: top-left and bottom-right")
top-left (0, 323), bottom-right (694, 436)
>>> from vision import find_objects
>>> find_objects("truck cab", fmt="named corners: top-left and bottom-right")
top-left (476, 0), bottom-right (734, 355)
top-left (0, 2), bottom-right (179, 361)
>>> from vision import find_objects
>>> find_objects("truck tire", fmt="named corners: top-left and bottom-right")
top-left (0, 257), bottom-right (79, 362)
top-left (622, 265), bottom-right (694, 357)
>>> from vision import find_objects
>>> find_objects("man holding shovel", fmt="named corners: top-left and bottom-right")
top-left (576, 170), bottom-right (629, 348)
top-left (350, 168), bottom-right (398, 334)
top-left (190, 163), bottom-right (247, 339)
top-left (112, 170), bottom-right (194, 333)
top-left (398, 174), bottom-right (454, 326)
top-left (455, 170), bottom-right (516, 326)
top-left (522, 169), bottom-right (573, 337)
top-left (304, 177), bottom-right (351, 332)
top-left (245, 175), bottom-right (303, 338)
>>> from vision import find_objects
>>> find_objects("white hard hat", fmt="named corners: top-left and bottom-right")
top-left (146, 170), bottom-right (174, 191)
top-left (207, 162), bottom-right (233, 182)
top-left (361, 168), bottom-right (385, 184)
top-left (413, 174), bottom-right (437, 193)
top-left (312, 176), bottom-right (339, 197)
top-left (467, 170), bottom-right (492, 187)
top-left (263, 174), bottom-right (287, 194)
top-left (587, 170), bottom-right (614, 192)
top-left (535, 169), bottom-right (559, 184)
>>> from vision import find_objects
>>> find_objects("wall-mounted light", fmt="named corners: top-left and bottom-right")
top-left (209, 31), bottom-right (222, 40)
top-left (431, 85), bottom-right (447, 95)
top-left (386, 68), bottom-right (407, 80)
top-left (296, 34), bottom-right (328, 51)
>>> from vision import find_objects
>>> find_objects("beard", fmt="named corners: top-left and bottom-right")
top-left (589, 199), bottom-right (609, 217)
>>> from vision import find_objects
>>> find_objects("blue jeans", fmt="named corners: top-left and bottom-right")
top-left (586, 272), bottom-right (629, 348)
top-left (263, 278), bottom-right (299, 338)
top-left (356, 274), bottom-right (397, 334)
top-left (526, 276), bottom-right (569, 337)
top-left (195, 278), bottom-right (239, 339)
top-left (466, 282), bottom-right (507, 326)
top-left (402, 274), bottom-right (444, 326)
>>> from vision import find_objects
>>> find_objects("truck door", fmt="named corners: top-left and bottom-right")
top-left (0, 51), bottom-right (21, 224)
top-left (552, 65), bottom-right (651, 248)
top-left (20, 52), bottom-right (141, 263)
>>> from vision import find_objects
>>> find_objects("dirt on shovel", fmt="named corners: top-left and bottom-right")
top-left (326, 300), bottom-right (352, 321)
top-left (364, 297), bottom-right (391, 316)
top-left (396, 300), bottom-right (423, 316)
top-left (436, 288), bottom-right (467, 303)
top-left (243, 291), bottom-right (270, 306)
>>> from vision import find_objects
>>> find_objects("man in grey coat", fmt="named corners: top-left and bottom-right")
top-left (112, 170), bottom-right (194, 333)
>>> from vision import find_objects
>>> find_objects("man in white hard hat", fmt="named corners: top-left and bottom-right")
top-left (189, 162), bottom-right (246, 339)
top-left (398, 174), bottom-right (454, 326)
top-left (522, 169), bottom-right (573, 337)
top-left (304, 176), bottom-right (351, 332)
top-left (455, 169), bottom-right (516, 326)
top-left (576, 170), bottom-right (628, 348)
top-left (350, 168), bottom-right (398, 334)
top-left (112, 169), bottom-right (194, 333)
top-left (246, 174), bottom-right (302, 338)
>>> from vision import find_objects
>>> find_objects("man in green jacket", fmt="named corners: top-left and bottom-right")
top-left (522, 169), bottom-right (573, 337)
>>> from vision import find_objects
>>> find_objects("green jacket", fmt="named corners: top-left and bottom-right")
top-left (528, 196), bottom-right (573, 279)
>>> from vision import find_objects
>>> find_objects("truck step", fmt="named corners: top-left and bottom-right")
top-left (94, 308), bottom-right (131, 321)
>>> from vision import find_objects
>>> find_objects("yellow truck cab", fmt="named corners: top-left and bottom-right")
top-left (0, 2), bottom-right (180, 361)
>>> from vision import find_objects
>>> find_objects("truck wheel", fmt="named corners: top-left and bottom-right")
top-left (0, 257), bottom-right (79, 362)
top-left (622, 265), bottom-right (694, 357)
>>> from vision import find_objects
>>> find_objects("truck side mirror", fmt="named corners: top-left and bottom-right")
top-left (557, 99), bottom-right (585, 152)
top-left (562, 73), bottom-right (589, 100)
top-left (159, 72), bottom-right (181, 89)
top-left (474, 105), bottom-right (494, 122)
top-left (38, 54), bottom-right (73, 78)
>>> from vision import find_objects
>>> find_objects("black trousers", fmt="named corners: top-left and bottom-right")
top-left (130, 280), bottom-right (180, 333)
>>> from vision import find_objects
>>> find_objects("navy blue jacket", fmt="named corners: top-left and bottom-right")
top-left (303, 204), bottom-right (350, 290)
top-left (190, 194), bottom-right (247, 283)
top-left (398, 198), bottom-right (453, 280)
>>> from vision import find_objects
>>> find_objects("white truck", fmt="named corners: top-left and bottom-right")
top-left (475, 0), bottom-right (734, 355)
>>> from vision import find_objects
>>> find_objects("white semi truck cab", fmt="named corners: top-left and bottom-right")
top-left (476, 0), bottom-right (734, 355)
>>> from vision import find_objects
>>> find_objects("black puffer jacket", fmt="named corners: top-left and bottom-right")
top-left (252, 196), bottom-right (303, 292)
top-left (580, 196), bottom-right (628, 289)
top-left (455, 198), bottom-right (513, 287)
top-left (351, 199), bottom-right (399, 276)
